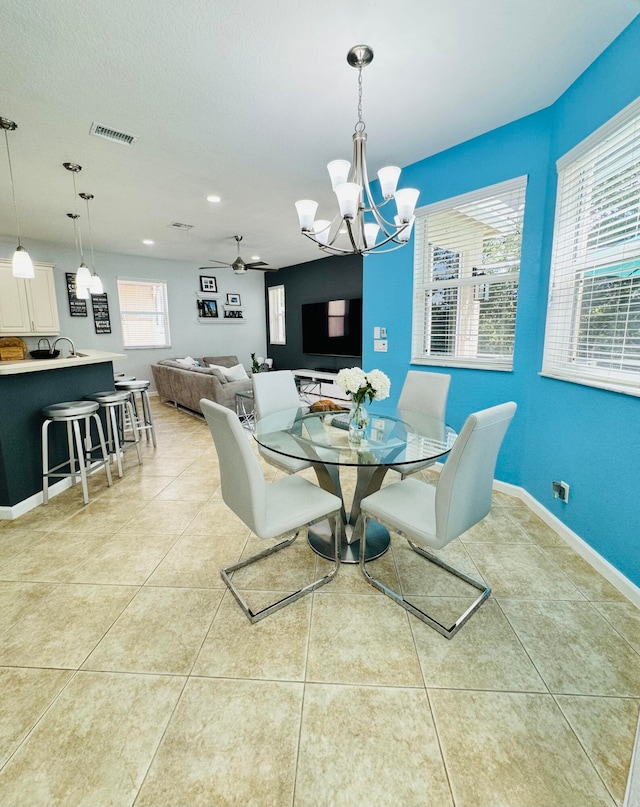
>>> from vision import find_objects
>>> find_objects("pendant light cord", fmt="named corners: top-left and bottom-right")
top-left (84, 196), bottom-right (96, 271)
top-left (70, 171), bottom-right (85, 263)
top-left (3, 127), bottom-right (23, 247)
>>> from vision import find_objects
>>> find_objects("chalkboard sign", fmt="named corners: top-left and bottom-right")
top-left (91, 293), bottom-right (112, 334)
top-left (66, 272), bottom-right (88, 317)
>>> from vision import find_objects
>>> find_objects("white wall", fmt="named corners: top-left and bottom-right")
top-left (0, 237), bottom-right (268, 386)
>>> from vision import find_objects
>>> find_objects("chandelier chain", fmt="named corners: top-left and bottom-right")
top-left (3, 128), bottom-right (23, 246)
top-left (355, 67), bottom-right (365, 133)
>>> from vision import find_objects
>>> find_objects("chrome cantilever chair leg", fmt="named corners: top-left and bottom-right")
top-left (221, 513), bottom-right (341, 624)
top-left (359, 514), bottom-right (491, 639)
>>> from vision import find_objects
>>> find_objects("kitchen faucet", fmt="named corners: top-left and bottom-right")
top-left (52, 337), bottom-right (77, 357)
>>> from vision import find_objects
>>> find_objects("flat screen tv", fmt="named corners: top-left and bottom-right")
top-left (302, 297), bottom-right (362, 357)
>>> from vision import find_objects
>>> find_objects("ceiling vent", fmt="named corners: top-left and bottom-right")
top-left (168, 222), bottom-right (194, 230)
top-left (89, 122), bottom-right (138, 146)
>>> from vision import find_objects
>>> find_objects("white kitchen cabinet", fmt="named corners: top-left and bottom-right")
top-left (0, 261), bottom-right (60, 335)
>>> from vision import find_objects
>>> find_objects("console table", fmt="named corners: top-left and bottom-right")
top-left (293, 369), bottom-right (348, 402)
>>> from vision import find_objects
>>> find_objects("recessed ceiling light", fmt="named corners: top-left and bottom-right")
top-left (142, 239), bottom-right (154, 245)
top-left (251, 255), bottom-right (260, 261)
top-left (206, 195), bottom-right (221, 203)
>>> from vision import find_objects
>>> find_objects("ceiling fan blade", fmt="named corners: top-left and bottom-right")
top-left (248, 265), bottom-right (279, 272)
top-left (206, 258), bottom-right (232, 266)
top-left (246, 261), bottom-right (269, 268)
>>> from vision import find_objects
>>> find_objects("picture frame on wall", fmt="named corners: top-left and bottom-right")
top-left (200, 275), bottom-right (217, 293)
top-left (197, 298), bottom-right (218, 318)
top-left (226, 293), bottom-right (241, 306)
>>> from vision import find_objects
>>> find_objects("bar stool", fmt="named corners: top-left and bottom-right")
top-left (85, 390), bottom-right (143, 477)
top-left (41, 401), bottom-right (113, 505)
top-left (114, 378), bottom-right (156, 447)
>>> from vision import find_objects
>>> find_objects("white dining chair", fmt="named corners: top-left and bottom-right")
top-left (200, 398), bottom-right (342, 623)
top-left (253, 370), bottom-right (312, 475)
top-left (390, 370), bottom-right (451, 479)
top-left (359, 401), bottom-right (516, 638)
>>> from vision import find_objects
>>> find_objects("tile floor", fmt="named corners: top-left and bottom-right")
top-left (0, 400), bottom-right (638, 807)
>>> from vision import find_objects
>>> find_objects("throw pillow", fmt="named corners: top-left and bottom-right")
top-left (222, 363), bottom-right (249, 382)
top-left (175, 355), bottom-right (199, 368)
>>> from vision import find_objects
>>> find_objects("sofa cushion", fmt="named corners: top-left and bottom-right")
top-left (175, 355), bottom-right (200, 368)
top-left (210, 362), bottom-right (248, 382)
top-left (201, 355), bottom-right (240, 369)
top-left (190, 365), bottom-right (226, 382)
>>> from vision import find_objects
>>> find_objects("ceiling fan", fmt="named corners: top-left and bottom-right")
top-left (204, 235), bottom-right (276, 274)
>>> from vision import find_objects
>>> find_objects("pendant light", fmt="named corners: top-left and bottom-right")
top-left (80, 193), bottom-right (103, 295)
top-left (0, 117), bottom-right (35, 279)
top-left (66, 213), bottom-right (89, 299)
top-left (63, 162), bottom-right (91, 293)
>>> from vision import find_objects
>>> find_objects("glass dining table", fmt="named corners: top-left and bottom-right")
top-left (254, 407), bottom-right (457, 563)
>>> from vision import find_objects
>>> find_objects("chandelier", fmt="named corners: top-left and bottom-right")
top-left (1, 117), bottom-right (35, 278)
top-left (295, 45), bottom-right (419, 256)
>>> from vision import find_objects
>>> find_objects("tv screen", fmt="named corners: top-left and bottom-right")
top-left (302, 297), bottom-right (362, 357)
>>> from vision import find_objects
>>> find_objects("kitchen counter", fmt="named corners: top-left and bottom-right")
top-left (0, 349), bottom-right (125, 375)
top-left (0, 350), bottom-right (125, 514)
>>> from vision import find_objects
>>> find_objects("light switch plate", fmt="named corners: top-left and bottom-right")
top-left (374, 340), bottom-right (388, 352)
top-left (373, 326), bottom-right (381, 339)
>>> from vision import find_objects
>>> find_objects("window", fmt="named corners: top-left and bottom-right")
top-left (117, 278), bottom-right (170, 349)
top-left (412, 176), bottom-right (527, 370)
top-left (268, 284), bottom-right (286, 345)
top-left (542, 98), bottom-right (640, 395)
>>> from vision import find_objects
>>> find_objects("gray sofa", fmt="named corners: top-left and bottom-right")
top-left (151, 355), bottom-right (252, 413)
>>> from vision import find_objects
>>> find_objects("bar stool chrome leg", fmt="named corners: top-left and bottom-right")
top-left (85, 391), bottom-right (143, 478)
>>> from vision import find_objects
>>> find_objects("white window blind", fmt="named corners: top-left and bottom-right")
top-left (117, 278), bottom-right (171, 349)
top-left (411, 176), bottom-right (527, 370)
top-left (268, 284), bottom-right (286, 345)
top-left (542, 98), bottom-right (640, 396)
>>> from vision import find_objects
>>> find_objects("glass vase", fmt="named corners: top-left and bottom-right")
top-left (348, 400), bottom-right (369, 445)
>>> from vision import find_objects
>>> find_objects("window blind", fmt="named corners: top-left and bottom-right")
top-left (117, 278), bottom-right (171, 349)
top-left (268, 284), bottom-right (286, 345)
top-left (542, 97), bottom-right (640, 396)
top-left (411, 176), bottom-right (527, 370)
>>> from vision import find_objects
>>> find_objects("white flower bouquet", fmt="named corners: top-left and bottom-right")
top-left (335, 367), bottom-right (391, 407)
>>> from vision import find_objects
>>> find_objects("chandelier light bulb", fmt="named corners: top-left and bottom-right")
top-left (12, 245), bottom-right (35, 278)
top-left (313, 219), bottom-right (332, 246)
top-left (394, 188), bottom-right (420, 223)
top-left (75, 282), bottom-right (90, 300)
top-left (335, 182), bottom-right (361, 219)
top-left (295, 199), bottom-right (318, 231)
top-left (394, 215), bottom-right (416, 243)
top-left (89, 273), bottom-right (103, 295)
top-left (327, 160), bottom-right (351, 191)
top-left (377, 166), bottom-right (401, 199)
top-left (364, 222), bottom-right (380, 249)
top-left (75, 262), bottom-right (92, 291)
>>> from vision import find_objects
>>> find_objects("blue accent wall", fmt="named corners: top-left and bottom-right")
top-left (363, 17), bottom-right (640, 586)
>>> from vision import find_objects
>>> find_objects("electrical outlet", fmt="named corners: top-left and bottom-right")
top-left (373, 339), bottom-right (388, 352)
top-left (552, 480), bottom-right (570, 502)
top-left (380, 326), bottom-right (387, 338)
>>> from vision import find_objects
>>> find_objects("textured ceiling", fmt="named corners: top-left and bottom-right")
top-left (0, 0), bottom-right (637, 271)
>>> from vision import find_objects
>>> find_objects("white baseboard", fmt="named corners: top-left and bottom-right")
top-left (0, 478), bottom-right (71, 520)
top-left (493, 479), bottom-right (640, 608)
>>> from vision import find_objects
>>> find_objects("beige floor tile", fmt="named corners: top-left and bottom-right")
top-left (306, 592), bottom-right (423, 687)
top-left (0, 530), bottom-right (113, 582)
top-left (4, 502), bottom-right (80, 532)
top-left (392, 537), bottom-right (485, 597)
top-left (541, 546), bottom-right (628, 601)
top-left (410, 597), bottom-right (546, 691)
top-left (230, 533), bottom-right (318, 592)
top-left (465, 543), bottom-right (584, 599)
top-left (117, 498), bottom-right (203, 535)
top-left (135, 677), bottom-right (302, 807)
top-left (84, 586), bottom-right (222, 674)
top-left (500, 600), bottom-right (640, 696)
top-left (430, 689), bottom-right (615, 807)
top-left (145, 531), bottom-right (247, 588)
top-left (0, 583), bottom-right (136, 669)
top-left (65, 532), bottom-right (180, 585)
top-left (0, 530), bottom-right (48, 564)
top-left (181, 496), bottom-right (249, 537)
top-left (134, 456), bottom-right (198, 477)
top-left (294, 683), bottom-right (453, 807)
top-left (0, 581), bottom-right (57, 635)
top-left (316, 549), bottom-right (400, 595)
top-left (0, 667), bottom-right (72, 767)
top-left (0, 671), bottom-right (184, 807)
top-left (193, 590), bottom-right (311, 680)
top-left (61, 498), bottom-right (147, 534)
top-left (100, 473), bottom-right (175, 501)
top-left (556, 694), bottom-right (640, 804)
top-left (510, 507), bottom-right (567, 547)
top-left (154, 474), bottom-right (217, 502)
top-left (461, 508), bottom-right (531, 543)
top-left (594, 601), bottom-right (640, 654)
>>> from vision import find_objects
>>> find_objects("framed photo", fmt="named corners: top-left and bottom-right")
top-left (226, 293), bottom-right (241, 306)
top-left (197, 298), bottom-right (218, 318)
top-left (200, 275), bottom-right (217, 293)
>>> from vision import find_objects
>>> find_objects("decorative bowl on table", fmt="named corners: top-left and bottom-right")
top-left (29, 350), bottom-right (61, 359)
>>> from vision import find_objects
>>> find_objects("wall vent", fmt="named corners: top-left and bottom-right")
top-left (89, 122), bottom-right (138, 146)
top-left (168, 222), bottom-right (194, 230)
